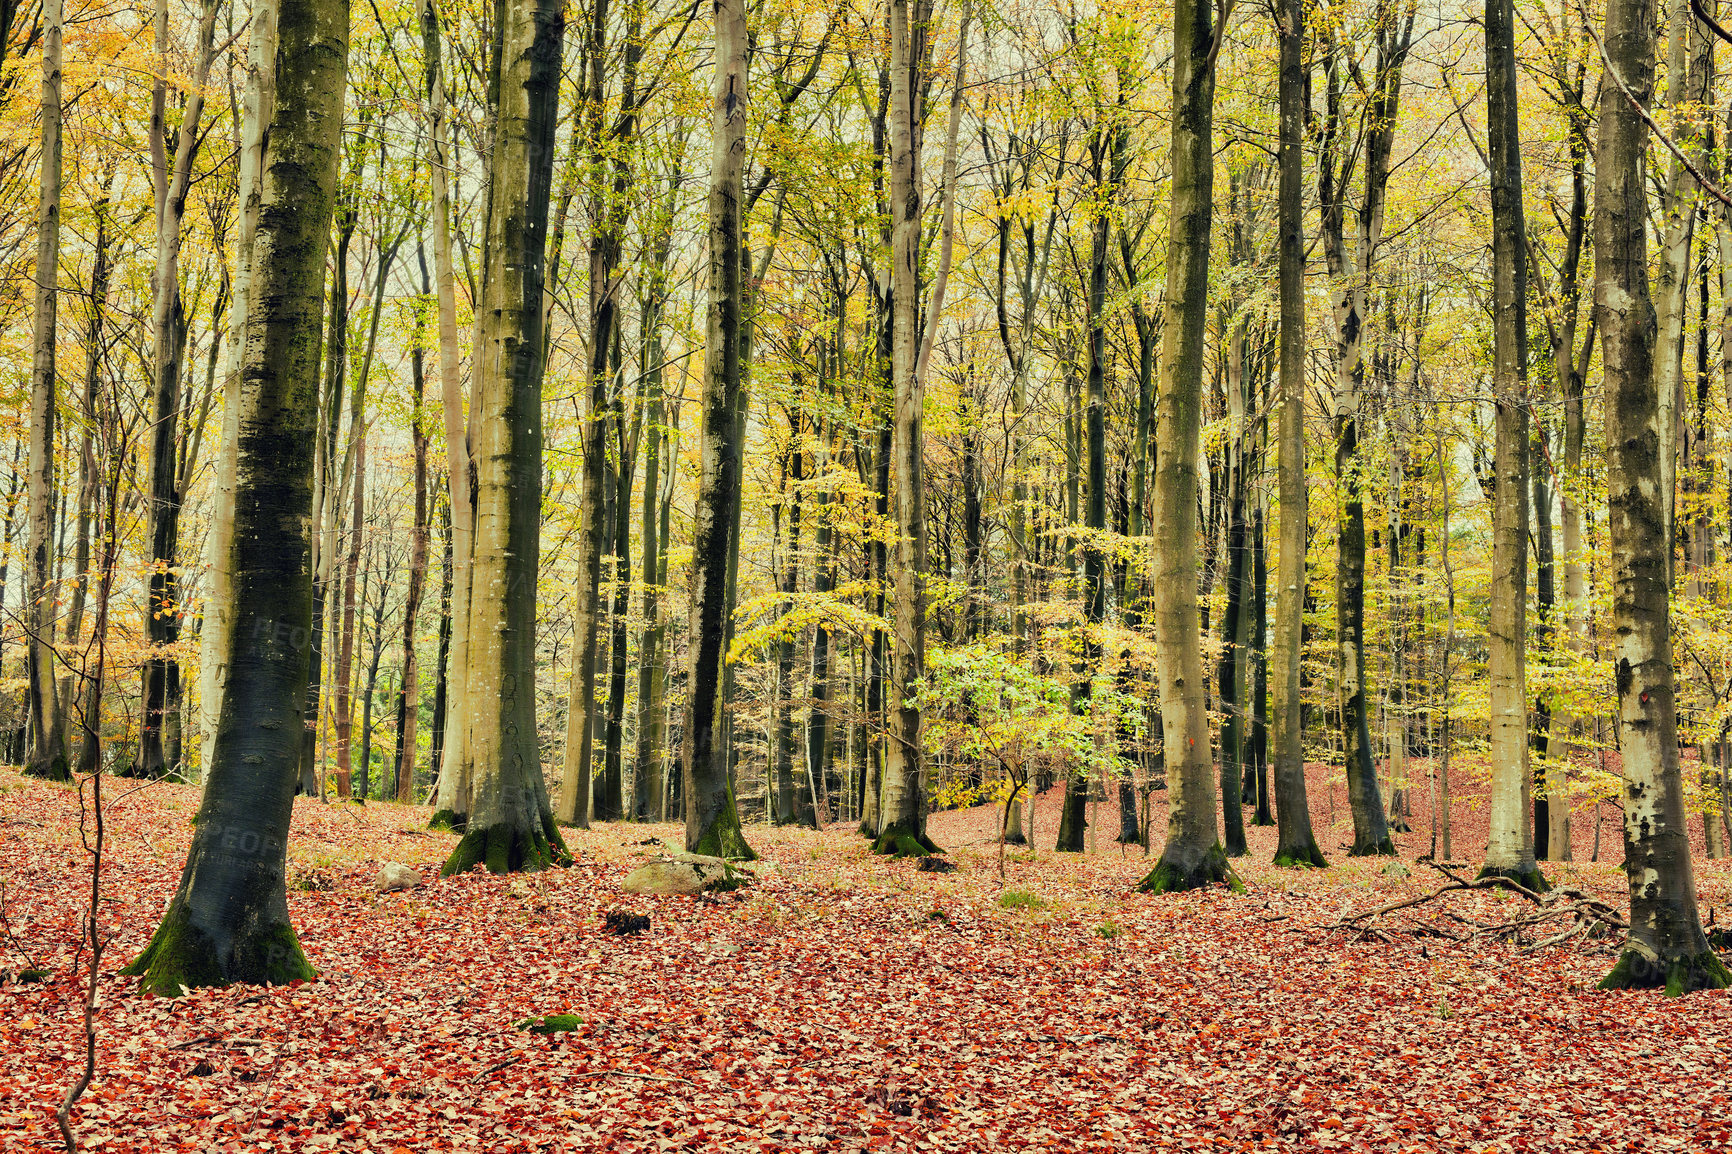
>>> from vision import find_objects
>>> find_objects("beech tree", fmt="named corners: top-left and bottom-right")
top-left (1478, 0), bottom-right (1543, 891)
top-left (1270, 0), bottom-right (1324, 870)
top-left (1139, 0), bottom-right (1229, 893)
top-left (20, 0), bottom-right (65, 783)
top-left (1591, 0), bottom-right (1728, 993)
top-left (439, 0), bottom-right (570, 876)
top-left (680, 0), bottom-right (756, 861)
top-left (123, 0), bottom-right (348, 993)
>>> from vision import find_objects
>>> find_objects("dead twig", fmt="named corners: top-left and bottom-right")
top-left (472, 1056), bottom-right (525, 1082)
top-left (568, 1070), bottom-right (697, 1087)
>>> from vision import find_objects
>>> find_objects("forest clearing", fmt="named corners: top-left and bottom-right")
top-left (3, 765), bottom-right (1731, 1153)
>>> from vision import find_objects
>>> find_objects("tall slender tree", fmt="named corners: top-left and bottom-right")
top-left (1271, 0), bottom-right (1325, 869)
top-left (138, 0), bottom-right (221, 781)
top-left (21, 0), bottom-right (66, 782)
top-left (439, 0), bottom-right (570, 875)
top-left (424, 0), bottom-right (477, 832)
top-left (874, 0), bottom-right (956, 857)
top-left (680, 0), bottom-right (756, 860)
top-left (1138, 0), bottom-right (1230, 893)
top-left (1479, 0), bottom-right (1543, 890)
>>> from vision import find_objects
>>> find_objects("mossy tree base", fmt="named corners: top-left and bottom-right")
top-left (1137, 842), bottom-right (1242, 894)
top-left (21, 756), bottom-right (70, 783)
top-left (121, 899), bottom-right (314, 997)
top-left (1599, 948), bottom-right (1732, 996)
top-left (440, 815), bottom-right (572, 876)
top-left (428, 808), bottom-right (467, 833)
top-left (872, 824), bottom-right (942, 858)
top-left (1475, 863), bottom-right (1550, 894)
top-left (1273, 838), bottom-right (1328, 869)
top-left (691, 819), bottom-right (758, 863)
top-left (1348, 836), bottom-right (1396, 858)
top-left (1249, 814), bottom-right (1277, 828)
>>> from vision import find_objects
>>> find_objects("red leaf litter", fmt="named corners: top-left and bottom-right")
top-left (1, 763), bottom-right (1730, 1153)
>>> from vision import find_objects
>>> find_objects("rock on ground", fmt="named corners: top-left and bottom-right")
top-left (373, 862), bottom-right (423, 893)
top-left (621, 853), bottom-right (753, 896)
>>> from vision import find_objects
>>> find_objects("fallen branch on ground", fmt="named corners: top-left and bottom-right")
top-left (1318, 861), bottom-right (1627, 951)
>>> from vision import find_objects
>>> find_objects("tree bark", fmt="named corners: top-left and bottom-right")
top-left (439, 0), bottom-right (570, 876)
top-left (1058, 121), bottom-right (1111, 855)
top-left (393, 255), bottom-right (431, 802)
top-left (1138, 0), bottom-right (1228, 892)
top-left (1479, 0), bottom-right (1543, 890)
top-left (680, 0), bottom-right (757, 860)
top-left (1653, 0), bottom-right (1712, 573)
top-left (1316, 9), bottom-right (1410, 857)
top-left (20, 0), bottom-right (66, 782)
top-left (1592, 0), bottom-right (1728, 993)
top-left (198, 0), bottom-right (276, 786)
top-left (873, 0), bottom-right (942, 859)
top-left (123, 0), bottom-right (347, 993)
top-left (422, 0), bottom-right (476, 832)
top-left (139, 0), bottom-right (221, 782)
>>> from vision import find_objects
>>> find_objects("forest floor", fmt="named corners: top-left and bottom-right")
top-left (1, 763), bottom-right (1730, 1153)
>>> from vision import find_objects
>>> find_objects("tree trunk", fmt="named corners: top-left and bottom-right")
top-left (632, 162), bottom-right (681, 821)
top-left (1653, 0), bottom-right (1712, 573)
top-left (680, 0), bottom-right (757, 860)
top-left (122, 0), bottom-right (347, 993)
top-left (1216, 279), bottom-right (1250, 858)
top-left (393, 257), bottom-right (431, 802)
top-left (439, 0), bottom-right (570, 876)
top-left (21, 0), bottom-right (67, 782)
top-left (1316, 9), bottom-right (1410, 857)
top-left (70, 174), bottom-right (114, 775)
top-left (1251, 500), bottom-right (1272, 826)
top-left (1592, 0), bottom-right (1728, 992)
top-left (1058, 127), bottom-right (1111, 855)
top-left (873, 0), bottom-right (941, 859)
top-left (423, 0), bottom-right (475, 832)
top-left (1138, 0), bottom-right (1228, 892)
top-left (1549, 21), bottom-right (1593, 865)
top-left (1532, 420), bottom-right (1556, 860)
top-left (139, 0), bottom-right (221, 782)
top-left (198, 0), bottom-right (276, 786)
top-left (599, 389), bottom-right (635, 822)
top-left (1479, 0), bottom-right (1543, 891)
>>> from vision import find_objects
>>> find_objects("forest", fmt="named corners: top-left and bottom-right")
top-left (2, 0), bottom-right (1732, 1145)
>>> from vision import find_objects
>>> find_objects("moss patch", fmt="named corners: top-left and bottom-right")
top-left (441, 818), bottom-right (566, 877)
top-left (1137, 842), bottom-right (1235, 894)
top-left (518, 1014), bottom-right (584, 1034)
top-left (428, 808), bottom-right (466, 833)
top-left (21, 755), bottom-right (69, 783)
top-left (1475, 863), bottom-right (1550, 895)
top-left (690, 818), bottom-right (759, 863)
top-left (1600, 948), bottom-right (1732, 996)
top-left (121, 900), bottom-right (313, 996)
top-left (1273, 837), bottom-right (1328, 869)
top-left (871, 823), bottom-right (942, 858)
